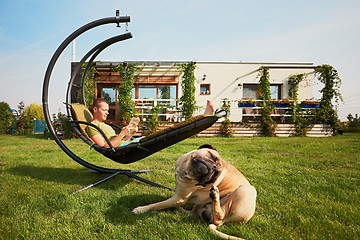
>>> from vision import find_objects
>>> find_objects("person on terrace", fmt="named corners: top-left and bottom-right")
top-left (86, 98), bottom-right (215, 148)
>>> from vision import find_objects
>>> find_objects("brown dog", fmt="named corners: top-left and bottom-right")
top-left (133, 144), bottom-right (257, 239)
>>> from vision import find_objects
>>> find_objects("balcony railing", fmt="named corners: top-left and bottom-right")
top-left (134, 98), bottom-right (182, 122)
top-left (238, 99), bottom-right (320, 122)
top-left (132, 98), bottom-right (320, 123)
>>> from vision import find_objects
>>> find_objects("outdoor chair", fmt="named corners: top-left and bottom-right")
top-left (41, 12), bottom-right (226, 192)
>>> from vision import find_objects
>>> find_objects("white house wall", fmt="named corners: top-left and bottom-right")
top-left (191, 61), bottom-right (315, 122)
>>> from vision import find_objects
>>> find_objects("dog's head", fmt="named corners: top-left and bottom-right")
top-left (190, 144), bottom-right (223, 187)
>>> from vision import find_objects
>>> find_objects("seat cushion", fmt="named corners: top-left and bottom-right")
top-left (70, 103), bottom-right (93, 137)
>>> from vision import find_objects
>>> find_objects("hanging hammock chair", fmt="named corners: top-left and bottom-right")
top-left (42, 12), bottom-right (226, 191)
top-left (70, 103), bottom-right (226, 164)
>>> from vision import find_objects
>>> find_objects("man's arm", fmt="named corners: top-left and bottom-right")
top-left (91, 126), bottom-right (131, 148)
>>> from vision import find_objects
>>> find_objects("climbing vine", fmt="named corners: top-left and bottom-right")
top-left (313, 64), bottom-right (343, 133)
top-left (258, 67), bottom-right (277, 136)
top-left (220, 98), bottom-right (233, 137)
top-left (115, 62), bottom-right (138, 125)
top-left (147, 103), bottom-right (160, 132)
top-left (288, 73), bottom-right (308, 136)
top-left (288, 74), bottom-right (303, 101)
top-left (81, 63), bottom-right (97, 107)
top-left (179, 62), bottom-right (197, 119)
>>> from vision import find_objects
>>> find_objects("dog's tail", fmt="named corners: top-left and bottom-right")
top-left (208, 224), bottom-right (246, 240)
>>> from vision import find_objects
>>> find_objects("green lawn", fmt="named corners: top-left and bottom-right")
top-left (0, 133), bottom-right (359, 240)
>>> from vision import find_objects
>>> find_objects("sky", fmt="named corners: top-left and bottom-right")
top-left (1, 0), bottom-right (359, 120)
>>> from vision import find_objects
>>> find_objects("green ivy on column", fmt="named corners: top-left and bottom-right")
top-left (288, 73), bottom-right (308, 136)
top-left (258, 67), bottom-right (277, 137)
top-left (81, 62), bottom-right (97, 107)
top-left (313, 64), bottom-right (343, 133)
top-left (179, 62), bottom-right (197, 120)
top-left (115, 62), bottom-right (137, 125)
top-left (220, 98), bottom-right (233, 137)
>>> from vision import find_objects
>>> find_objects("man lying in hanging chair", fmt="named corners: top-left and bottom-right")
top-left (85, 98), bottom-right (215, 148)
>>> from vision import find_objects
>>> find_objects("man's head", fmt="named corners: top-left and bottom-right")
top-left (91, 98), bottom-right (109, 122)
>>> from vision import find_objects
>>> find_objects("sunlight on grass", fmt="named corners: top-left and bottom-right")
top-left (0, 134), bottom-right (359, 239)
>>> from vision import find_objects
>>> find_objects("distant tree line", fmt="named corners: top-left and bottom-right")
top-left (0, 101), bottom-right (45, 134)
top-left (346, 113), bottom-right (360, 132)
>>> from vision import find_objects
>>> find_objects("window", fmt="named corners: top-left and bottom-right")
top-left (200, 84), bottom-right (211, 95)
top-left (158, 86), bottom-right (177, 106)
top-left (96, 83), bottom-right (178, 121)
top-left (102, 87), bottom-right (117, 106)
top-left (270, 84), bottom-right (282, 99)
top-left (98, 85), bottom-right (118, 121)
top-left (242, 84), bottom-right (282, 99)
top-left (134, 85), bottom-right (177, 107)
top-left (138, 85), bottom-right (157, 99)
top-left (133, 85), bottom-right (178, 122)
top-left (243, 84), bottom-right (259, 99)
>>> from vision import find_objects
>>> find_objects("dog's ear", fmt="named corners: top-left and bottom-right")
top-left (198, 144), bottom-right (216, 151)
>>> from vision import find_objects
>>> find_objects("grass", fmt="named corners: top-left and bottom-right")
top-left (0, 133), bottom-right (359, 240)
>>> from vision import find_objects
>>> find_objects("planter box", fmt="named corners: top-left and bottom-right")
top-left (301, 103), bottom-right (320, 109)
top-left (274, 103), bottom-right (289, 108)
top-left (238, 103), bottom-right (255, 108)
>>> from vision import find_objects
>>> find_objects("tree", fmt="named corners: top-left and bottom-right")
top-left (52, 112), bottom-right (73, 139)
top-left (0, 102), bottom-right (13, 134)
top-left (346, 113), bottom-right (360, 132)
top-left (16, 103), bottom-right (44, 134)
top-left (18, 101), bottom-right (25, 115)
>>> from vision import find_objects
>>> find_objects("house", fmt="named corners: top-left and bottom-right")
top-left (72, 60), bottom-right (317, 123)
top-left (193, 61), bottom-right (315, 122)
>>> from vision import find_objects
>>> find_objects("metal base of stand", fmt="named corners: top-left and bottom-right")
top-left (72, 170), bottom-right (174, 194)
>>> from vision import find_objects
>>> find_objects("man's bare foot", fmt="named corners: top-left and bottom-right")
top-left (204, 100), bottom-right (215, 115)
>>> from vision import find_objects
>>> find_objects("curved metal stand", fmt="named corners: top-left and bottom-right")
top-left (42, 13), bottom-right (130, 173)
top-left (42, 12), bottom-right (174, 192)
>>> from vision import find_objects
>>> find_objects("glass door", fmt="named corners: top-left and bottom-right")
top-left (98, 84), bottom-right (118, 121)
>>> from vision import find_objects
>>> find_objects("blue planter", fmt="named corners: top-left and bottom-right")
top-left (301, 103), bottom-right (320, 109)
top-left (273, 103), bottom-right (289, 108)
top-left (238, 103), bottom-right (255, 108)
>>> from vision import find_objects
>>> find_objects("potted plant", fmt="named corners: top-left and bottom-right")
top-left (301, 99), bottom-right (320, 108)
top-left (238, 98), bottom-right (255, 107)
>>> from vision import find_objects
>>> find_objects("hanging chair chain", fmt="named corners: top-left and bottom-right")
top-left (115, 10), bottom-right (129, 32)
top-left (125, 20), bottom-right (129, 32)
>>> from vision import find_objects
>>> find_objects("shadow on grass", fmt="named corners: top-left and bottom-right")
top-left (10, 134), bottom-right (48, 140)
top-left (7, 165), bottom-right (143, 191)
top-left (105, 193), bottom-right (178, 225)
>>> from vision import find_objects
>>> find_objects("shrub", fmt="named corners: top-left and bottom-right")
top-left (52, 112), bottom-right (74, 139)
top-left (0, 102), bottom-right (13, 134)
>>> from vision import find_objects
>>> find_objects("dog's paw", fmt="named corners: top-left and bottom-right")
top-left (132, 206), bottom-right (148, 214)
top-left (209, 185), bottom-right (220, 200)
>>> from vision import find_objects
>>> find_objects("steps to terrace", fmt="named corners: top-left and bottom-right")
top-left (198, 123), bottom-right (332, 137)
top-left (138, 123), bottom-right (332, 137)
